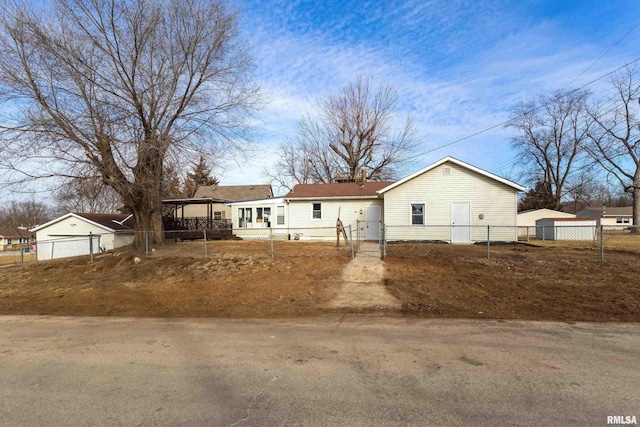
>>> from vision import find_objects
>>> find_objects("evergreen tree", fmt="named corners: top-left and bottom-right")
top-left (183, 156), bottom-right (219, 197)
top-left (518, 181), bottom-right (555, 211)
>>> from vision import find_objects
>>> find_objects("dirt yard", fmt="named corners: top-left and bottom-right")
top-left (385, 243), bottom-right (640, 322)
top-left (0, 240), bottom-right (639, 321)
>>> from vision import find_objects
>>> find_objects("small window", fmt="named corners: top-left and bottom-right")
top-left (256, 208), bottom-right (263, 222)
top-left (617, 217), bottom-right (630, 224)
top-left (276, 206), bottom-right (285, 225)
top-left (312, 202), bottom-right (322, 220)
top-left (411, 203), bottom-right (425, 225)
top-left (213, 211), bottom-right (223, 220)
top-left (443, 167), bottom-right (451, 175)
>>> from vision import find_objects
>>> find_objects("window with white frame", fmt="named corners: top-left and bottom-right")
top-left (411, 203), bottom-right (425, 225)
top-left (312, 202), bottom-right (322, 220)
top-left (214, 211), bottom-right (223, 220)
top-left (276, 206), bottom-right (285, 225)
top-left (616, 217), bottom-right (630, 224)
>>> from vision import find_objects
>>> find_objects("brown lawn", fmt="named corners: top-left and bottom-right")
top-left (0, 240), bottom-right (639, 321)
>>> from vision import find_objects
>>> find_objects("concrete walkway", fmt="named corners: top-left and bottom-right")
top-left (328, 242), bottom-right (400, 309)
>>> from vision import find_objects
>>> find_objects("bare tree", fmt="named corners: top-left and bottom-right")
top-left (585, 67), bottom-right (640, 229)
top-left (508, 89), bottom-right (591, 210)
top-left (267, 77), bottom-right (419, 189)
top-left (55, 177), bottom-right (123, 214)
top-left (0, 0), bottom-right (259, 245)
top-left (0, 200), bottom-right (52, 229)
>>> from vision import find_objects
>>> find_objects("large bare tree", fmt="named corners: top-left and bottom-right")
top-left (585, 67), bottom-right (640, 229)
top-left (508, 89), bottom-right (590, 210)
top-left (267, 76), bottom-right (419, 190)
top-left (0, 0), bottom-right (258, 244)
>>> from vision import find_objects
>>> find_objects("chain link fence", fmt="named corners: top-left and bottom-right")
top-left (383, 224), bottom-right (640, 261)
top-left (155, 227), bottom-right (355, 259)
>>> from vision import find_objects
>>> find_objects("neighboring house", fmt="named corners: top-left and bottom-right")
top-left (174, 185), bottom-right (273, 220)
top-left (379, 157), bottom-right (525, 243)
top-left (517, 209), bottom-right (576, 236)
top-left (0, 227), bottom-right (32, 251)
top-left (576, 206), bottom-right (634, 226)
top-left (30, 212), bottom-right (135, 260)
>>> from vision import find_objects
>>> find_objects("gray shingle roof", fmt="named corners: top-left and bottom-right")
top-left (284, 182), bottom-right (393, 199)
top-left (194, 185), bottom-right (273, 202)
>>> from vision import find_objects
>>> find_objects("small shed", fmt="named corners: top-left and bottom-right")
top-left (535, 218), bottom-right (596, 241)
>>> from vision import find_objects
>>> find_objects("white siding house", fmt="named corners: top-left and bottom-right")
top-left (576, 206), bottom-right (633, 227)
top-left (378, 157), bottom-right (525, 243)
top-left (284, 182), bottom-right (390, 241)
top-left (30, 213), bottom-right (135, 260)
top-left (227, 197), bottom-right (289, 239)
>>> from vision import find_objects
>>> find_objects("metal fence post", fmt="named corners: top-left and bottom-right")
top-left (89, 232), bottom-right (94, 262)
top-left (383, 225), bottom-right (387, 259)
top-left (599, 225), bottom-right (604, 264)
top-left (145, 232), bottom-right (149, 257)
top-left (487, 225), bottom-right (490, 259)
top-left (203, 229), bottom-right (208, 258)
top-left (349, 225), bottom-right (354, 259)
top-left (270, 227), bottom-right (274, 259)
top-left (20, 247), bottom-right (24, 264)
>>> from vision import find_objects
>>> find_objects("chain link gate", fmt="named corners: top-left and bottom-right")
top-left (356, 220), bottom-right (383, 253)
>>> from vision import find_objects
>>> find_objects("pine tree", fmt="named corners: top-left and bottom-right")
top-left (518, 181), bottom-right (555, 211)
top-left (183, 156), bottom-right (219, 197)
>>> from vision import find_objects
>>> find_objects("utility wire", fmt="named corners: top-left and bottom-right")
top-left (407, 55), bottom-right (640, 162)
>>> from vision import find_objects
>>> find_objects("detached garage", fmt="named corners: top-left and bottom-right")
top-left (535, 218), bottom-right (597, 241)
top-left (30, 213), bottom-right (135, 260)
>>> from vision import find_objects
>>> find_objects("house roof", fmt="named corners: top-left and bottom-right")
top-left (518, 208), bottom-right (575, 216)
top-left (227, 197), bottom-right (286, 206)
top-left (194, 185), bottom-right (273, 202)
top-left (578, 206), bottom-right (632, 217)
top-left (31, 212), bottom-right (134, 233)
top-left (0, 227), bottom-right (31, 239)
top-left (284, 182), bottom-right (393, 200)
top-left (377, 156), bottom-right (526, 194)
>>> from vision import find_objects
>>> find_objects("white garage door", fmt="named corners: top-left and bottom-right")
top-left (39, 235), bottom-right (101, 260)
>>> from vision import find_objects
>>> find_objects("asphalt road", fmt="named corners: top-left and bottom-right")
top-left (0, 316), bottom-right (638, 426)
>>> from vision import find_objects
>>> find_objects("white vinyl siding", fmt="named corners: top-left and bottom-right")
top-left (33, 215), bottom-right (134, 260)
top-left (384, 161), bottom-right (519, 241)
top-left (287, 199), bottom-right (383, 236)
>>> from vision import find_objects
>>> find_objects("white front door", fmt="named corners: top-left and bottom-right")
top-left (366, 206), bottom-right (381, 241)
top-left (451, 202), bottom-right (470, 243)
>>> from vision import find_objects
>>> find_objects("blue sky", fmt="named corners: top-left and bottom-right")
top-left (217, 0), bottom-right (640, 190)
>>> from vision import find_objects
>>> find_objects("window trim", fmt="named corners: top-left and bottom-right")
top-left (410, 202), bottom-right (425, 225)
top-left (311, 201), bottom-right (322, 220)
top-left (276, 205), bottom-right (285, 226)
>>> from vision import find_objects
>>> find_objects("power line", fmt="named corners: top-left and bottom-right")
top-left (564, 19), bottom-right (640, 90)
top-left (407, 55), bottom-right (640, 162)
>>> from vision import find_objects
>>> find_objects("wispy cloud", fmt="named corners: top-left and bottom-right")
top-left (210, 0), bottom-right (640, 186)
